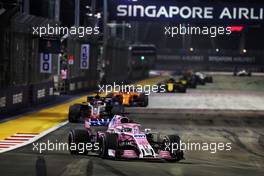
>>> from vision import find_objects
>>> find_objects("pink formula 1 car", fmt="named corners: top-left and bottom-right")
top-left (68, 115), bottom-right (184, 161)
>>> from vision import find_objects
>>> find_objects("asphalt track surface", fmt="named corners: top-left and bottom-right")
top-left (148, 90), bottom-right (264, 110)
top-left (1, 110), bottom-right (264, 176)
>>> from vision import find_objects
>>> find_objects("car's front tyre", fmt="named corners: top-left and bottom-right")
top-left (68, 104), bottom-right (81, 123)
top-left (98, 133), bottom-right (118, 158)
top-left (68, 129), bottom-right (91, 155)
top-left (163, 135), bottom-right (184, 162)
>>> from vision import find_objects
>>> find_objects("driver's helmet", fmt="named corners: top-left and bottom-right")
top-left (120, 117), bottom-right (129, 123)
top-left (122, 127), bottom-right (132, 132)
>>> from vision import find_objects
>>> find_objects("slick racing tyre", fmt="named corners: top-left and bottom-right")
top-left (68, 104), bottom-right (81, 123)
top-left (130, 94), bottom-right (148, 107)
top-left (177, 85), bottom-right (187, 93)
top-left (163, 135), bottom-right (184, 162)
top-left (99, 133), bottom-right (118, 158)
top-left (189, 76), bottom-right (197, 88)
top-left (139, 94), bottom-right (148, 107)
top-left (68, 129), bottom-right (91, 155)
top-left (143, 96), bottom-right (149, 107)
top-left (136, 94), bottom-right (148, 107)
top-left (199, 79), bottom-right (206, 85)
top-left (205, 76), bottom-right (213, 83)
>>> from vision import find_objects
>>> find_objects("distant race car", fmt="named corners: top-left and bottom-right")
top-left (180, 74), bottom-right (197, 88)
top-left (158, 78), bottom-right (187, 93)
top-left (107, 91), bottom-right (148, 107)
top-left (69, 115), bottom-right (184, 161)
top-left (233, 69), bottom-right (252, 76)
top-left (68, 94), bottom-right (123, 123)
top-left (195, 72), bottom-right (213, 84)
top-left (181, 70), bottom-right (213, 87)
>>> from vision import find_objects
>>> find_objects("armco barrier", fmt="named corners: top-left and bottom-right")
top-left (0, 85), bottom-right (30, 114)
top-left (66, 76), bottom-right (98, 94)
top-left (30, 81), bottom-right (55, 105)
top-left (0, 89), bottom-right (8, 114)
top-left (0, 81), bottom-right (55, 115)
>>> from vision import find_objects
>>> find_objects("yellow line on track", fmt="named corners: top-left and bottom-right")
top-left (0, 76), bottom-right (166, 140)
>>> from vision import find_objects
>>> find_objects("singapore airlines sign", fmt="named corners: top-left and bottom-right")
top-left (109, 0), bottom-right (264, 24)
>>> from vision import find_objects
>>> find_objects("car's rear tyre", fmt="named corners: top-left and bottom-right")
top-left (177, 86), bottom-right (187, 93)
top-left (205, 76), bottom-right (213, 83)
top-left (139, 94), bottom-right (148, 107)
top-left (163, 135), bottom-right (184, 162)
top-left (68, 129), bottom-right (91, 155)
top-left (199, 79), bottom-right (206, 85)
top-left (68, 104), bottom-right (81, 123)
top-left (188, 76), bottom-right (197, 88)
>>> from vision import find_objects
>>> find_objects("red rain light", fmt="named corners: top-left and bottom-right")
top-left (229, 26), bottom-right (244, 32)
